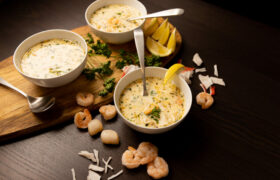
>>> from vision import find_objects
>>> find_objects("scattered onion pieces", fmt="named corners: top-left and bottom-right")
top-left (210, 77), bottom-right (226, 86)
top-left (193, 53), bottom-right (203, 66)
top-left (198, 74), bottom-right (213, 89)
top-left (71, 168), bottom-right (76, 180)
top-left (107, 170), bottom-right (123, 180)
top-left (214, 64), bottom-right (218, 76)
top-left (195, 67), bottom-right (207, 73)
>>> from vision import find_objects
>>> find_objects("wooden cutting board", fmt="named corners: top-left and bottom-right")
top-left (0, 18), bottom-right (181, 141)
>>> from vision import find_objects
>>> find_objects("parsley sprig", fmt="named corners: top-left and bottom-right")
top-left (150, 107), bottom-right (161, 123)
top-left (82, 61), bottom-right (113, 80)
top-left (115, 49), bottom-right (161, 69)
top-left (85, 33), bottom-right (112, 58)
top-left (98, 78), bottom-right (116, 97)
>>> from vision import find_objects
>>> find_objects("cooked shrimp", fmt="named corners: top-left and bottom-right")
top-left (122, 146), bottom-right (141, 169)
top-left (99, 104), bottom-right (117, 120)
top-left (136, 142), bottom-right (158, 165)
top-left (74, 109), bottom-right (92, 129)
top-left (147, 157), bottom-right (169, 179)
top-left (196, 92), bottom-right (214, 109)
top-left (76, 92), bottom-right (94, 107)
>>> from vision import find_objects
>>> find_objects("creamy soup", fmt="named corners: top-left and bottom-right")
top-left (90, 4), bottom-right (143, 33)
top-left (21, 39), bottom-right (85, 78)
top-left (119, 77), bottom-right (185, 128)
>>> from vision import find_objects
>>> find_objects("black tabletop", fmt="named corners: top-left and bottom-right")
top-left (0, 0), bottom-right (280, 179)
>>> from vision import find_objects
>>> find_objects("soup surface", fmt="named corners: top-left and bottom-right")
top-left (21, 39), bottom-right (85, 78)
top-left (90, 4), bottom-right (143, 33)
top-left (119, 77), bottom-right (185, 128)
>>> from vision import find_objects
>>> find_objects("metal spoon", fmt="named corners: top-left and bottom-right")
top-left (128, 8), bottom-right (184, 21)
top-left (0, 77), bottom-right (55, 113)
top-left (134, 28), bottom-right (148, 96)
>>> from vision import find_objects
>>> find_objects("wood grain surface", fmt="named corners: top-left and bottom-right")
top-left (0, 19), bottom-right (181, 141)
top-left (0, 0), bottom-right (280, 180)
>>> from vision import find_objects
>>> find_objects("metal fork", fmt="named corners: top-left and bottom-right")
top-left (134, 28), bottom-right (148, 96)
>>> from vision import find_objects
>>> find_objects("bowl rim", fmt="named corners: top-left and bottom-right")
top-left (113, 66), bottom-right (192, 131)
top-left (85, 0), bottom-right (147, 35)
top-left (13, 29), bottom-right (88, 80)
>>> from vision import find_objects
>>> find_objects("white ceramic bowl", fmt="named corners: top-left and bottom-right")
top-left (85, 0), bottom-right (147, 44)
top-left (114, 67), bottom-right (192, 134)
top-left (13, 29), bottom-right (88, 88)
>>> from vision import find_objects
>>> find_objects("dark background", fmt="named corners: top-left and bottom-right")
top-left (0, 0), bottom-right (280, 179)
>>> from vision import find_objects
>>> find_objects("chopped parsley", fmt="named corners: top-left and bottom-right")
top-left (85, 34), bottom-right (112, 58)
top-left (98, 78), bottom-right (116, 97)
top-left (150, 107), bottom-right (161, 123)
top-left (83, 61), bottom-right (113, 80)
top-left (115, 49), bottom-right (161, 69)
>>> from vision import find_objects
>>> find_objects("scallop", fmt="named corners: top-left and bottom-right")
top-left (88, 119), bottom-right (103, 136)
top-left (100, 130), bottom-right (119, 145)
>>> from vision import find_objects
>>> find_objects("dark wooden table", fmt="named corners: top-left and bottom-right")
top-left (0, 0), bottom-right (280, 179)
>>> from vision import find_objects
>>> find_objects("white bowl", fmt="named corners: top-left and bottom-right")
top-left (13, 29), bottom-right (88, 88)
top-left (85, 0), bottom-right (147, 44)
top-left (114, 67), bottom-right (192, 134)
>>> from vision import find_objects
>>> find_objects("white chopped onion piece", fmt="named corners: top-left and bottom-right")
top-left (103, 157), bottom-right (112, 174)
top-left (179, 70), bottom-right (194, 84)
top-left (107, 164), bottom-right (114, 170)
top-left (193, 53), bottom-right (203, 66)
top-left (107, 169), bottom-right (123, 180)
top-left (87, 170), bottom-right (101, 180)
top-left (88, 164), bottom-right (104, 172)
top-left (214, 64), bottom-right (218, 76)
top-left (78, 151), bottom-right (96, 162)
top-left (71, 168), bottom-right (76, 180)
top-left (195, 67), bottom-right (206, 73)
top-left (210, 77), bottom-right (225, 86)
top-left (198, 74), bottom-right (213, 89)
top-left (93, 149), bottom-right (99, 166)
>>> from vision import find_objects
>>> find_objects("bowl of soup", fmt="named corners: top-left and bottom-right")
top-left (13, 29), bottom-right (87, 87)
top-left (85, 0), bottom-right (147, 44)
top-left (114, 67), bottom-right (192, 134)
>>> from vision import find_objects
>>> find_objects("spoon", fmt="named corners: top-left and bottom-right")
top-left (133, 28), bottom-right (148, 96)
top-left (128, 8), bottom-right (184, 21)
top-left (0, 77), bottom-right (55, 113)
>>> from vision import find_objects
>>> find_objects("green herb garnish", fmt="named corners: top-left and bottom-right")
top-left (98, 78), bottom-right (116, 97)
top-left (150, 107), bottom-right (161, 123)
top-left (91, 40), bottom-right (112, 58)
top-left (145, 55), bottom-right (161, 66)
top-left (86, 33), bottom-right (94, 45)
top-left (83, 61), bottom-right (113, 80)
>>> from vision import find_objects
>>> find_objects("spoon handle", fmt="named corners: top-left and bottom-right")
top-left (0, 77), bottom-right (27, 97)
top-left (128, 8), bottom-right (184, 21)
top-left (133, 28), bottom-right (148, 96)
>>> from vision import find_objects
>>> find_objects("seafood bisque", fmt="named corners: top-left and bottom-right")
top-left (21, 39), bottom-right (85, 78)
top-left (90, 4), bottom-right (143, 33)
top-left (119, 77), bottom-right (185, 128)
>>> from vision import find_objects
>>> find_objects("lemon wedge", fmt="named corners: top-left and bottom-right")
top-left (152, 19), bottom-right (168, 40)
top-left (164, 63), bottom-right (185, 84)
top-left (144, 18), bottom-right (159, 36)
top-left (167, 28), bottom-right (176, 53)
top-left (146, 36), bottom-right (172, 57)
top-left (158, 23), bottom-right (170, 45)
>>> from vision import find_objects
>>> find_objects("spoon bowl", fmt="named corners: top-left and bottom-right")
top-left (27, 96), bottom-right (56, 113)
top-left (0, 77), bottom-right (55, 113)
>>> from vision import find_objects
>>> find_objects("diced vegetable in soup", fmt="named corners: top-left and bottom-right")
top-left (21, 39), bottom-right (85, 78)
top-left (90, 4), bottom-right (143, 33)
top-left (119, 77), bottom-right (185, 128)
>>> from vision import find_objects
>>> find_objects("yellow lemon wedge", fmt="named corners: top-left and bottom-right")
top-left (144, 18), bottom-right (159, 36)
top-left (164, 63), bottom-right (185, 84)
top-left (146, 36), bottom-right (172, 57)
top-left (152, 19), bottom-right (168, 40)
top-left (158, 23), bottom-right (170, 45)
top-left (167, 28), bottom-right (176, 53)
